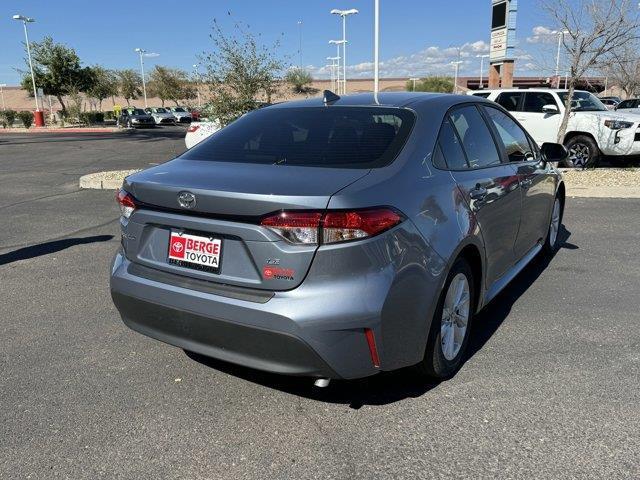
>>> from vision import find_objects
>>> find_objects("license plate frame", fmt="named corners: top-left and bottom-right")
top-left (167, 230), bottom-right (223, 274)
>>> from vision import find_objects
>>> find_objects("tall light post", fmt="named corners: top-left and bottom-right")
top-left (13, 14), bottom-right (42, 125)
top-left (373, 0), bottom-right (379, 96)
top-left (327, 56), bottom-right (340, 91)
top-left (192, 64), bottom-right (202, 109)
top-left (134, 48), bottom-right (149, 108)
top-left (409, 78), bottom-right (420, 92)
top-left (451, 61), bottom-right (463, 94)
top-left (331, 8), bottom-right (358, 94)
top-left (476, 54), bottom-right (490, 89)
top-left (555, 30), bottom-right (569, 88)
top-left (0, 84), bottom-right (6, 111)
top-left (329, 40), bottom-right (346, 93)
top-left (297, 21), bottom-right (303, 69)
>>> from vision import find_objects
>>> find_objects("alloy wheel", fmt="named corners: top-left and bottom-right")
top-left (569, 143), bottom-right (590, 168)
top-left (440, 273), bottom-right (470, 361)
top-left (549, 198), bottom-right (561, 248)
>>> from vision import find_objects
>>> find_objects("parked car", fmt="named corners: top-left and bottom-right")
top-left (117, 108), bottom-right (155, 128)
top-left (476, 88), bottom-right (640, 167)
top-left (144, 107), bottom-right (176, 125)
top-left (111, 92), bottom-right (567, 385)
top-left (599, 98), bottom-right (619, 110)
top-left (614, 98), bottom-right (640, 114)
top-left (184, 121), bottom-right (221, 149)
top-left (600, 95), bottom-right (622, 104)
top-left (167, 106), bottom-right (192, 123)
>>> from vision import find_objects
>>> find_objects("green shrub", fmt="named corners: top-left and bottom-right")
top-left (1, 109), bottom-right (18, 128)
top-left (78, 111), bottom-right (105, 125)
top-left (407, 76), bottom-right (454, 93)
top-left (17, 111), bottom-right (34, 129)
top-left (103, 110), bottom-right (115, 121)
top-left (284, 68), bottom-right (314, 94)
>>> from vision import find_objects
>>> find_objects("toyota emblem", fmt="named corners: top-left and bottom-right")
top-left (177, 191), bottom-right (196, 209)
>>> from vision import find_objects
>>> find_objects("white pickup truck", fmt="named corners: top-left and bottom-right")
top-left (471, 88), bottom-right (640, 167)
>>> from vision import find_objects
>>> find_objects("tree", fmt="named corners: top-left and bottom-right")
top-left (284, 68), bottom-right (313, 93)
top-left (86, 66), bottom-right (119, 111)
top-left (541, 0), bottom-right (640, 142)
top-left (148, 66), bottom-right (191, 106)
top-left (601, 43), bottom-right (640, 98)
top-left (200, 16), bottom-right (286, 125)
top-left (19, 36), bottom-right (94, 114)
top-left (116, 69), bottom-right (142, 106)
top-left (406, 76), bottom-right (454, 93)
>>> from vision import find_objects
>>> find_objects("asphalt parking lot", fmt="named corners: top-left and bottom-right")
top-left (1, 128), bottom-right (639, 479)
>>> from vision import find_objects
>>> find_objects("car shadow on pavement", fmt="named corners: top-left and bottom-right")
top-left (0, 235), bottom-right (114, 266)
top-left (187, 225), bottom-right (576, 409)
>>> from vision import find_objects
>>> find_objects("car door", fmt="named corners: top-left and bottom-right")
top-left (482, 105), bottom-right (556, 259)
top-left (513, 92), bottom-right (561, 145)
top-left (442, 105), bottom-right (522, 287)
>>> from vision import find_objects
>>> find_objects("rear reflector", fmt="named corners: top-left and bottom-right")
top-left (364, 328), bottom-right (380, 368)
top-left (116, 188), bottom-right (137, 219)
top-left (260, 208), bottom-right (403, 245)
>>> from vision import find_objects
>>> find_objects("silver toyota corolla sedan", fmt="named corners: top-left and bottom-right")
top-left (110, 92), bottom-right (567, 385)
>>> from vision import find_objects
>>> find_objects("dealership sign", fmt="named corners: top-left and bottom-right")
top-left (490, 0), bottom-right (517, 63)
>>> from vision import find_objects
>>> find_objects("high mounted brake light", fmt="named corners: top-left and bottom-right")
top-left (260, 208), bottom-right (403, 245)
top-left (115, 188), bottom-right (137, 219)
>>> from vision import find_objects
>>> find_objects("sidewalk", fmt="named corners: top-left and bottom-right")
top-left (1, 126), bottom-right (120, 134)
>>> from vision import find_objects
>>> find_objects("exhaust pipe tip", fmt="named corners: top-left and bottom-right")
top-left (313, 378), bottom-right (331, 388)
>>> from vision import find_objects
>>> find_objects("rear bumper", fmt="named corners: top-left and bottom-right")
top-left (110, 221), bottom-right (445, 379)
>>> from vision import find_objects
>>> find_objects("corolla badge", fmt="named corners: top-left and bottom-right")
top-left (177, 191), bottom-right (196, 209)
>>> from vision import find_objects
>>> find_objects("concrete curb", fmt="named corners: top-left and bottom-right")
top-left (79, 170), bottom-right (140, 190)
top-left (1, 127), bottom-right (120, 134)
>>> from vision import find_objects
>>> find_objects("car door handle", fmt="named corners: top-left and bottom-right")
top-left (469, 186), bottom-right (488, 200)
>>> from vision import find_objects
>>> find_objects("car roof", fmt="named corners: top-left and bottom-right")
top-left (267, 92), bottom-right (489, 110)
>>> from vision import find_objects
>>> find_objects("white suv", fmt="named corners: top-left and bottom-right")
top-left (471, 88), bottom-right (640, 167)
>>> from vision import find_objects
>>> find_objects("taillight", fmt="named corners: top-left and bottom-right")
top-left (115, 188), bottom-right (137, 219)
top-left (187, 124), bottom-right (200, 133)
top-left (260, 208), bottom-right (403, 245)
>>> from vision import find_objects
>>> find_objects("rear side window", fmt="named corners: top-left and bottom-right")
top-left (495, 92), bottom-right (523, 112)
top-left (435, 117), bottom-right (469, 170)
top-left (473, 92), bottom-right (491, 98)
top-left (450, 106), bottom-right (501, 168)
top-left (182, 107), bottom-right (415, 169)
top-left (483, 107), bottom-right (534, 163)
top-left (523, 92), bottom-right (557, 113)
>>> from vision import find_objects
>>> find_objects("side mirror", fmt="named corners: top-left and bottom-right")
top-left (541, 104), bottom-right (559, 114)
top-left (541, 142), bottom-right (569, 163)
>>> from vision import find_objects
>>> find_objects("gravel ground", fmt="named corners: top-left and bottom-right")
top-left (560, 168), bottom-right (640, 187)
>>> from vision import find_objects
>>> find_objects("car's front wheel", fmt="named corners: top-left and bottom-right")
top-left (543, 195), bottom-right (563, 255)
top-left (416, 257), bottom-right (475, 380)
top-left (565, 135), bottom-right (599, 168)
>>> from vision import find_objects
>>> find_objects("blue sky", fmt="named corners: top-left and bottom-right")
top-left (0, 1), bottom-right (558, 85)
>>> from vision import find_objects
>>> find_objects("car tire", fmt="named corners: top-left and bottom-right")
top-left (565, 135), bottom-right (599, 169)
top-left (543, 195), bottom-right (563, 255)
top-left (415, 257), bottom-right (475, 380)
top-left (126, 119), bottom-right (133, 129)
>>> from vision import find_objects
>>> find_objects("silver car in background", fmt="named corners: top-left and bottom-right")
top-left (145, 107), bottom-right (176, 125)
top-left (110, 92), bottom-right (567, 384)
top-left (167, 106), bottom-right (192, 123)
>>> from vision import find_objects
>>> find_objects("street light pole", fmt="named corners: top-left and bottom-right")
top-left (297, 21), bottom-right (303, 69)
top-left (329, 40), bottom-right (345, 93)
top-left (331, 8), bottom-right (358, 94)
top-left (409, 78), bottom-right (420, 92)
top-left (373, 0), bottom-right (379, 96)
top-left (555, 30), bottom-right (569, 88)
top-left (476, 54), bottom-right (489, 89)
top-left (13, 15), bottom-right (39, 112)
top-left (0, 84), bottom-right (6, 111)
top-left (192, 64), bottom-right (202, 109)
top-left (135, 48), bottom-right (148, 108)
top-left (451, 61), bottom-right (463, 94)
top-left (327, 56), bottom-right (340, 91)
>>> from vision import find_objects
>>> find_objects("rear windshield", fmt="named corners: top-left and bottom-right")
top-left (181, 106), bottom-right (415, 168)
